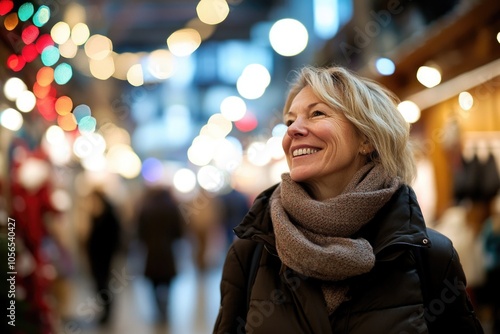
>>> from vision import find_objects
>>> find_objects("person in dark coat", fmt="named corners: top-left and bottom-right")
top-left (213, 66), bottom-right (484, 333)
top-left (85, 189), bottom-right (122, 325)
top-left (136, 186), bottom-right (184, 323)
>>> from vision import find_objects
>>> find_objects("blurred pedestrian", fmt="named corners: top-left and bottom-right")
top-left (85, 189), bottom-right (122, 325)
top-left (219, 188), bottom-right (250, 247)
top-left (136, 186), bottom-right (184, 323)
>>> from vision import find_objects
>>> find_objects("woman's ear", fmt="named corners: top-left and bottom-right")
top-left (359, 139), bottom-right (374, 155)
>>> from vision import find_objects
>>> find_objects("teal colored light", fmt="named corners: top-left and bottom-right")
top-left (18, 3), bottom-right (35, 22)
top-left (33, 6), bottom-right (50, 27)
top-left (73, 104), bottom-right (91, 122)
top-left (78, 116), bottom-right (97, 133)
top-left (54, 63), bottom-right (73, 85)
top-left (41, 46), bottom-right (60, 66)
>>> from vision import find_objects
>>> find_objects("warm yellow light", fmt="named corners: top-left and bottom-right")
top-left (85, 34), bottom-right (113, 60)
top-left (89, 55), bottom-right (115, 80)
top-left (71, 22), bottom-right (90, 45)
top-left (59, 39), bottom-right (78, 58)
top-left (51, 21), bottom-right (71, 44)
top-left (397, 100), bottom-right (421, 123)
top-left (416, 65), bottom-right (441, 88)
top-left (113, 52), bottom-right (142, 81)
top-left (147, 49), bottom-right (174, 80)
top-left (127, 64), bottom-right (144, 86)
top-left (458, 91), bottom-right (474, 111)
top-left (167, 28), bottom-right (201, 57)
top-left (196, 0), bottom-right (230, 25)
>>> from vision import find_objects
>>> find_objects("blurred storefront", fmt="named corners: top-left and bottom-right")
top-left (1, 0), bottom-right (500, 333)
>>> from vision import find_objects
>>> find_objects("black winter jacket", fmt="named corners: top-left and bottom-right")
top-left (213, 184), bottom-right (484, 334)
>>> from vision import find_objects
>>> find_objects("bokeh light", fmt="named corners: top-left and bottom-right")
top-left (197, 165), bottom-right (227, 192)
top-left (247, 141), bottom-right (271, 166)
top-left (141, 158), bottom-right (164, 183)
top-left (0, 108), bottom-right (23, 131)
top-left (55, 96), bottom-right (73, 115)
top-left (16, 90), bottom-right (36, 112)
top-left (73, 133), bottom-right (106, 158)
top-left (269, 18), bottom-right (308, 57)
top-left (397, 100), bottom-right (421, 123)
top-left (85, 34), bottom-right (113, 60)
top-left (71, 22), bottom-right (90, 45)
top-left (375, 57), bottom-right (395, 76)
top-left (6, 54), bottom-right (25, 71)
top-left (416, 65), bottom-right (442, 88)
top-left (54, 63), bottom-right (73, 85)
top-left (0, 1), bottom-right (14, 16)
top-left (220, 96), bottom-right (246, 121)
top-left (33, 5), bottom-right (50, 27)
top-left (196, 0), bottom-right (230, 25)
top-left (3, 77), bottom-right (27, 101)
top-left (234, 111), bottom-right (258, 132)
top-left (36, 34), bottom-right (54, 53)
top-left (18, 2), bottom-right (34, 22)
top-left (89, 55), bottom-right (115, 80)
top-left (127, 64), bottom-right (144, 86)
top-left (459, 91), bottom-right (474, 111)
top-left (4, 12), bottom-right (18, 30)
top-left (21, 44), bottom-right (39, 62)
top-left (167, 28), bottom-right (201, 57)
top-left (147, 49), bottom-right (174, 80)
top-left (59, 39), bottom-right (78, 58)
top-left (188, 135), bottom-right (216, 166)
top-left (73, 104), bottom-right (91, 122)
top-left (57, 113), bottom-right (78, 131)
top-left (106, 144), bottom-right (142, 179)
top-left (51, 21), bottom-right (71, 45)
top-left (173, 168), bottom-right (197, 193)
top-left (41, 45), bottom-right (60, 66)
top-left (37, 66), bottom-right (55, 86)
top-left (22, 25), bottom-right (39, 44)
top-left (237, 63), bottom-right (271, 99)
top-left (78, 116), bottom-right (97, 133)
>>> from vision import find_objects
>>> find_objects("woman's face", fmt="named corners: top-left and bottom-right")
top-left (282, 86), bottom-right (367, 198)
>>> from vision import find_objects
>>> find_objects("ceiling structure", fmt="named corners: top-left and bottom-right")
top-left (80, 0), bottom-right (282, 52)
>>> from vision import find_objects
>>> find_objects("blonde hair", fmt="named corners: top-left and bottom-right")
top-left (283, 65), bottom-right (416, 184)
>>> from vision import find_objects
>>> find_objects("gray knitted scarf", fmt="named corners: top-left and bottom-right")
top-left (270, 163), bottom-right (400, 314)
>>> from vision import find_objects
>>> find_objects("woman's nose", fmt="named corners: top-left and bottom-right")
top-left (287, 118), bottom-right (308, 137)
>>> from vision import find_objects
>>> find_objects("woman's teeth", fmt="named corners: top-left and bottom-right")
top-left (292, 148), bottom-right (318, 157)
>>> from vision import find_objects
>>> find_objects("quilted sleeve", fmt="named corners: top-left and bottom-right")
top-left (213, 239), bottom-right (256, 334)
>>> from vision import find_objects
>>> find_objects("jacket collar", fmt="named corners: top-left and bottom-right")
top-left (234, 183), bottom-right (430, 261)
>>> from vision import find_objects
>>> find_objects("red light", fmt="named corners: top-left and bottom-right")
top-left (37, 97), bottom-right (57, 121)
top-left (6, 54), bottom-right (25, 71)
top-left (22, 24), bottom-right (39, 44)
top-left (35, 34), bottom-right (54, 53)
top-left (0, 0), bottom-right (14, 16)
top-left (235, 111), bottom-right (258, 132)
top-left (22, 43), bottom-right (39, 62)
top-left (33, 82), bottom-right (51, 98)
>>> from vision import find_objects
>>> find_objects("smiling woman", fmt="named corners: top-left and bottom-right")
top-left (213, 65), bottom-right (484, 334)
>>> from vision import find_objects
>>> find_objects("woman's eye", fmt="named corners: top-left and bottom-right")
top-left (285, 120), bottom-right (294, 126)
top-left (312, 110), bottom-right (325, 117)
